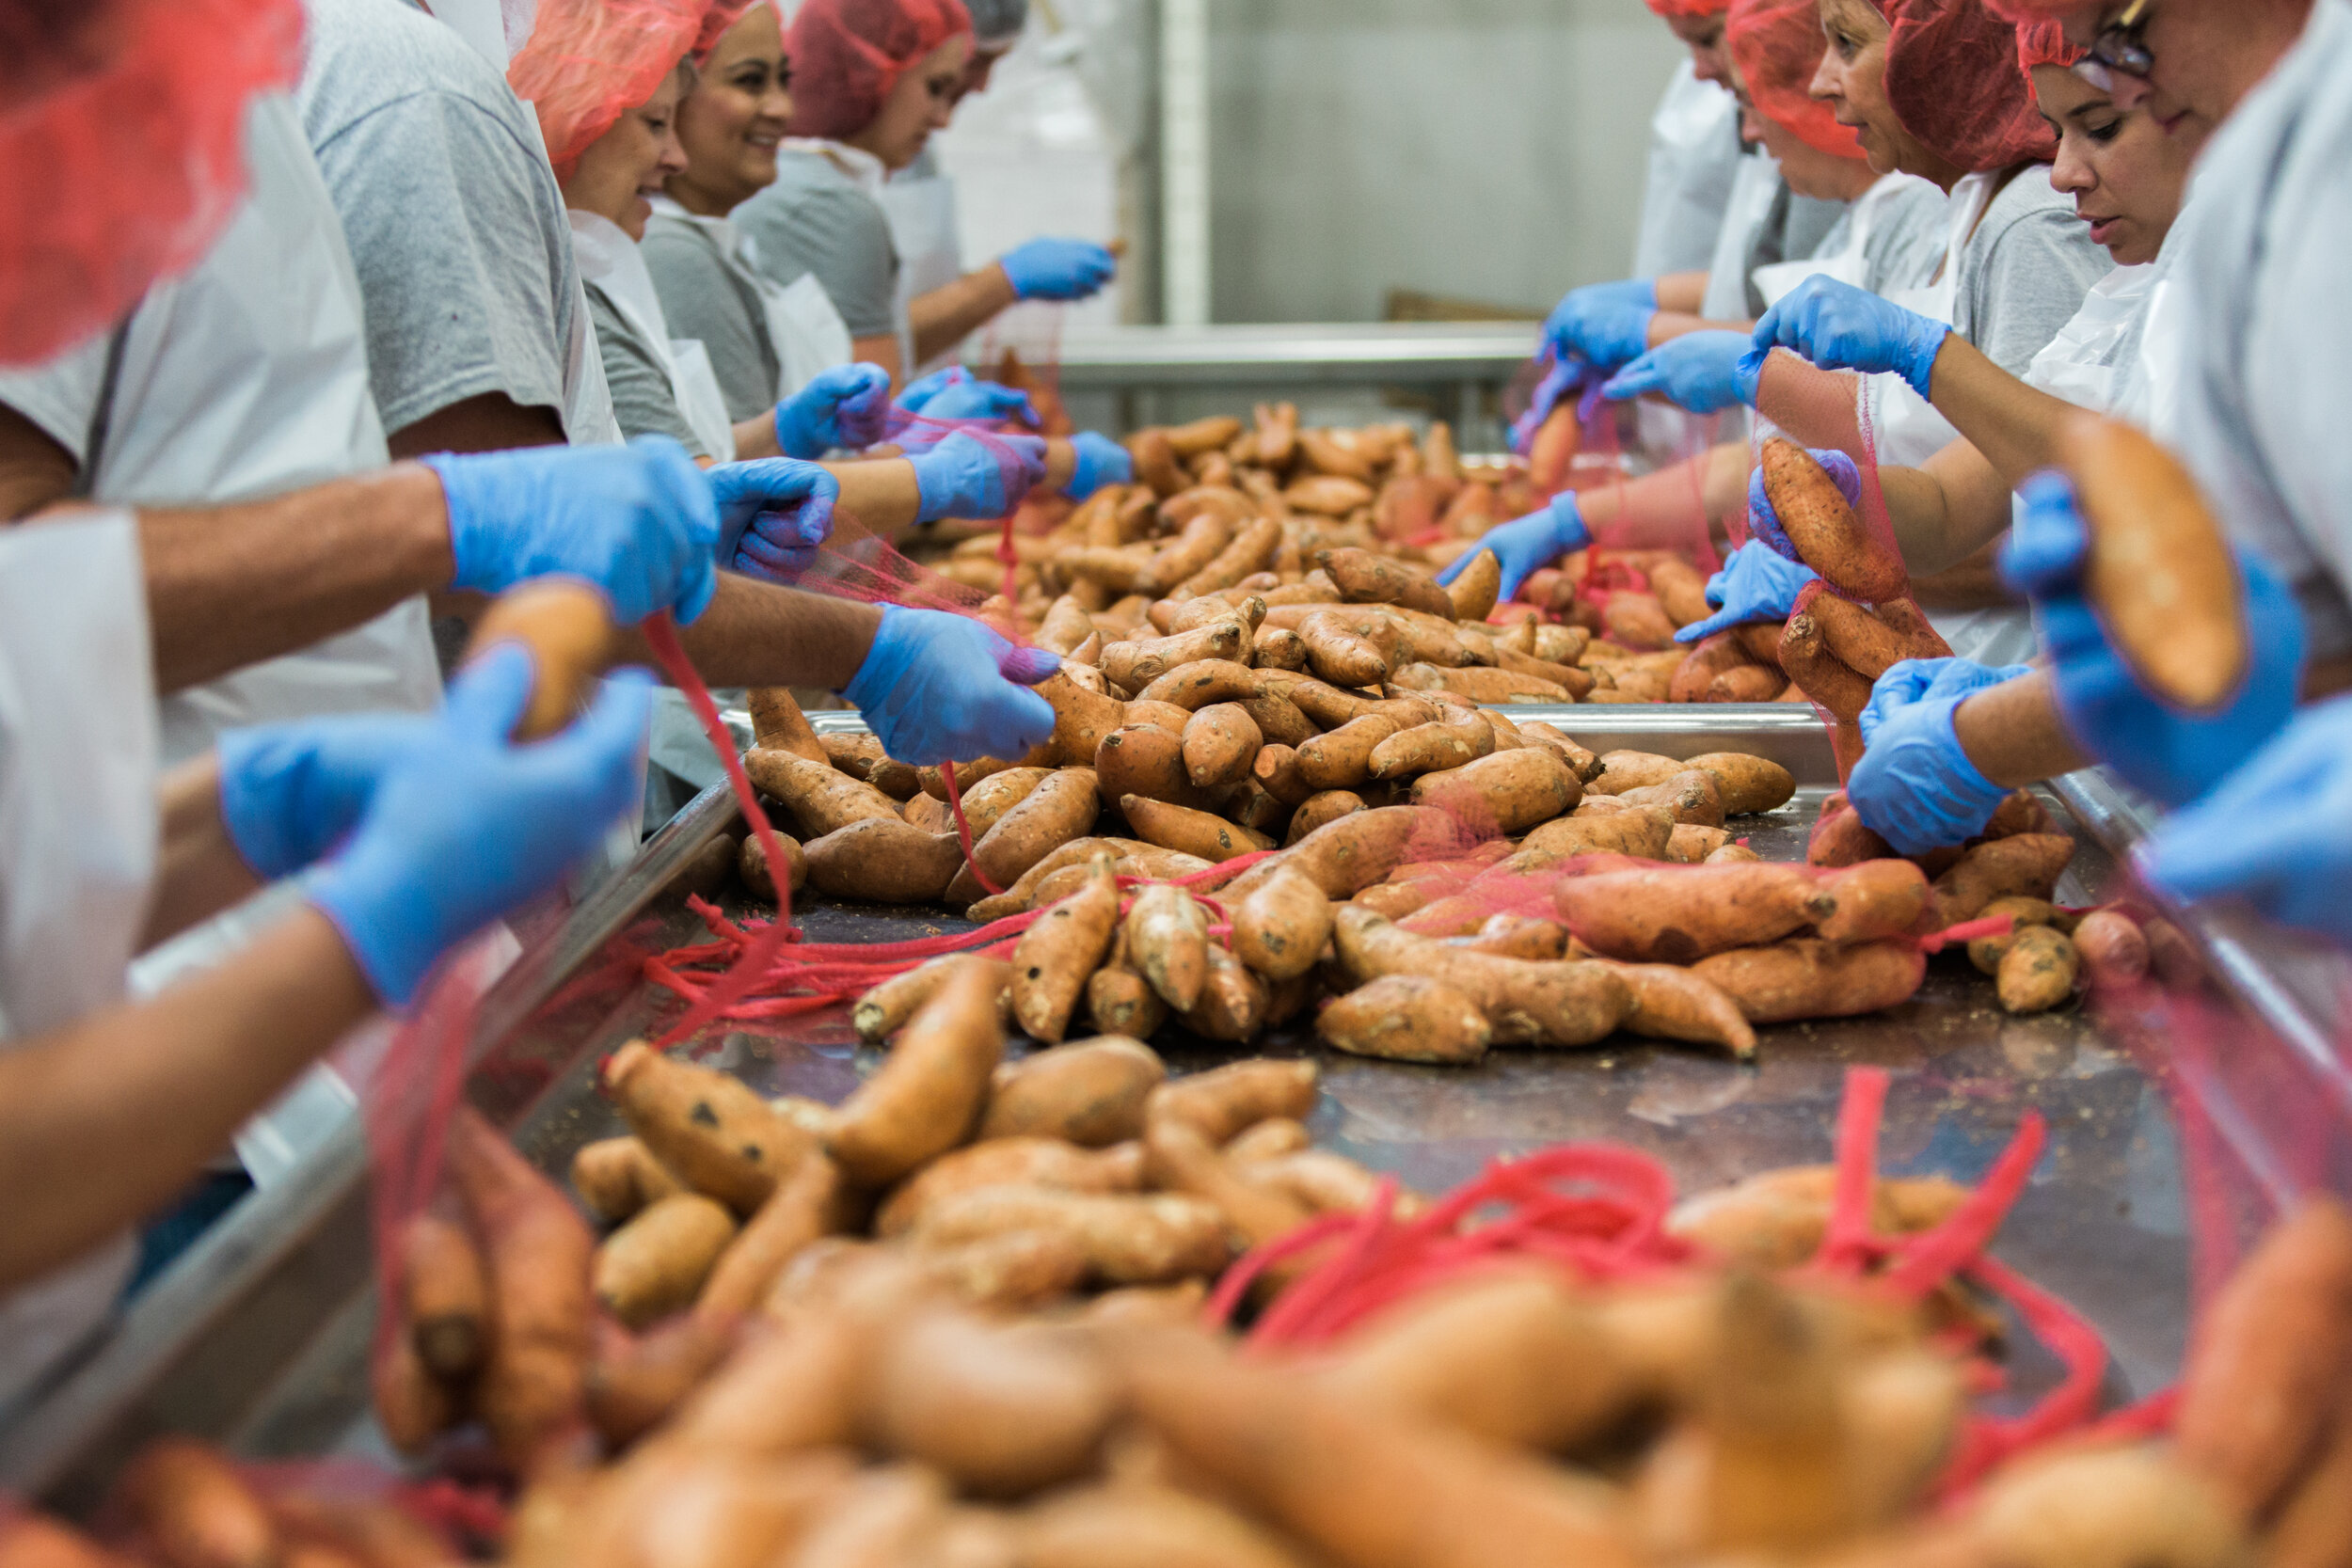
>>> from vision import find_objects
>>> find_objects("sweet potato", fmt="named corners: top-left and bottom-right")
top-left (1369, 713), bottom-right (1495, 781)
top-left (1318, 975), bottom-right (1491, 1064)
top-left (1232, 865), bottom-right (1336, 981)
top-left (1018, 1483), bottom-right (1317, 1568)
top-left (1179, 942), bottom-right (1273, 1041)
top-left (2174, 1199), bottom-right (2352, 1524)
top-left (1284, 476), bottom-right (1377, 516)
top-left (961, 768), bottom-right (1104, 896)
top-left (696, 1150), bottom-right (849, 1323)
top-left (447, 1106), bottom-right (596, 1466)
top-left (1142, 513), bottom-right (1235, 595)
top-left (2263, 1379), bottom-right (2352, 1568)
top-left (1410, 748), bottom-right (1581, 836)
top-left (1808, 791), bottom-right (1896, 867)
top-left (111, 1440), bottom-right (278, 1568)
top-left (1674, 632), bottom-right (1760, 704)
top-left (830, 956), bottom-right (1005, 1187)
top-left (1601, 592), bottom-right (1679, 651)
top-left (1182, 703), bottom-right (1263, 789)
top-left (1600, 962), bottom-right (1758, 1058)
top-left (1762, 438), bottom-right (1908, 603)
top-left (1523, 806), bottom-right (1677, 863)
top-left (1335, 907), bottom-right (1627, 1048)
top-left (1128, 429), bottom-right (1185, 497)
top-left (1176, 515), bottom-right (1283, 598)
top-left (1119, 882), bottom-right (1208, 1011)
top-left (1168, 415), bottom-right (1246, 457)
top-left (875, 1136), bottom-right (1142, 1238)
top-left (979, 1036), bottom-right (1165, 1147)
top-left (1668, 824), bottom-right (1733, 863)
top-left (1035, 671), bottom-right (1132, 769)
top-left (1685, 752), bottom-right (1799, 815)
top-left (1143, 1109), bottom-right (1316, 1248)
top-left (402, 1212), bottom-right (489, 1380)
top-left (1513, 722), bottom-right (1604, 784)
top-left (947, 766), bottom-right (1053, 841)
top-left (916, 1230), bottom-right (1092, 1312)
top-left (738, 829), bottom-right (807, 901)
top-left (2072, 908), bottom-right (2150, 989)
top-left (1136, 658), bottom-right (1260, 712)
top-left (1295, 610), bottom-right (1391, 688)
top-left (1121, 795), bottom-right (1274, 862)
top-left (2060, 412), bottom-right (2248, 712)
top-left (1288, 790), bottom-right (1366, 844)
top-left (1971, 1446), bottom-right (2249, 1568)
top-left (595, 1193), bottom-right (739, 1330)
top-left (1086, 928), bottom-right (1168, 1040)
top-left (1667, 1165), bottom-right (1969, 1270)
top-left (743, 749), bottom-right (902, 838)
top-left (1778, 611), bottom-right (1875, 721)
top-left (1929, 833), bottom-right (2075, 927)
top-left (1447, 550), bottom-right (1502, 623)
top-left (1093, 723), bottom-right (1205, 814)
top-left (1797, 580), bottom-right (1917, 680)
top-left (818, 733), bottom-right (920, 800)
top-left (605, 1041), bottom-right (816, 1214)
top-left (1692, 938), bottom-right (1927, 1023)
top-left (1996, 926), bottom-right (2078, 1013)
top-left (1618, 769), bottom-right (1725, 829)
top-left (572, 1135), bottom-right (686, 1224)
top-left (1709, 664), bottom-right (1789, 702)
top-left (1323, 547), bottom-right (1455, 619)
top-left (1814, 859), bottom-right (1932, 942)
top-left (914, 1189), bottom-right (1231, 1285)
top-left (582, 1313), bottom-right (738, 1449)
top-left (1391, 662), bottom-right (1575, 704)
top-left (1152, 1059), bottom-right (1320, 1145)
top-left (1554, 861), bottom-right (1837, 963)
top-left (857, 1310), bottom-right (1117, 1497)
top-left (803, 816), bottom-right (965, 905)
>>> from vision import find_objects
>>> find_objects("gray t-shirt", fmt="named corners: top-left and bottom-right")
top-left (295, 0), bottom-right (580, 437)
top-left (1952, 166), bottom-right (2113, 377)
top-left (1807, 175), bottom-right (1950, 296)
top-left (1735, 182), bottom-right (1850, 318)
top-left (734, 150), bottom-right (901, 340)
top-left (584, 280), bottom-right (707, 458)
top-left (642, 212), bottom-right (782, 422)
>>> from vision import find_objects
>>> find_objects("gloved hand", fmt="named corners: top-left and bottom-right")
top-left (218, 716), bottom-right (436, 881)
top-left (302, 645), bottom-right (654, 1006)
top-left (841, 605), bottom-right (1060, 766)
top-left (724, 464), bottom-right (842, 584)
top-left (772, 362), bottom-right (894, 457)
top-left (1675, 542), bottom-right (1821, 642)
top-left (1601, 330), bottom-right (1756, 413)
top-left (1745, 446), bottom-right (1862, 562)
top-left (908, 430), bottom-right (1047, 522)
top-left (2137, 696), bottom-right (2352, 943)
top-left (1063, 431), bottom-right (1133, 499)
top-left (998, 237), bottom-right (1119, 302)
top-left (2001, 471), bottom-right (2307, 808)
top-left (1510, 354), bottom-right (1592, 455)
top-left (1743, 275), bottom-right (1951, 400)
top-left (1846, 657), bottom-right (2033, 855)
top-left (1542, 278), bottom-right (1658, 374)
top-left (422, 436), bottom-right (720, 624)
top-left (1434, 493), bottom-right (1589, 602)
top-left (894, 366), bottom-right (1038, 435)
top-left (707, 458), bottom-right (839, 578)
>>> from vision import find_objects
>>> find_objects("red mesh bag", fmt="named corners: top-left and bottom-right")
top-left (1883, 0), bottom-right (2058, 171)
top-left (507, 0), bottom-right (707, 182)
top-left (2015, 18), bottom-right (2087, 71)
top-left (1729, 0), bottom-right (1867, 159)
top-left (0, 0), bottom-right (306, 366)
top-left (783, 0), bottom-right (974, 141)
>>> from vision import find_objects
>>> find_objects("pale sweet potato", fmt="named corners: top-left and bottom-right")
top-left (829, 956), bottom-right (1005, 1187)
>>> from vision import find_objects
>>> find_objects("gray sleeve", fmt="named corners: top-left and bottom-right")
top-left (642, 227), bottom-right (781, 423)
top-left (1861, 182), bottom-right (1951, 296)
top-left (743, 184), bottom-right (900, 340)
top-left (308, 89), bottom-right (572, 436)
top-left (584, 285), bottom-right (706, 459)
top-left (1956, 189), bottom-right (2114, 377)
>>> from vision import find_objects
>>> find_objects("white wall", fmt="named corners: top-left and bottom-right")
top-left (1205, 0), bottom-right (1686, 323)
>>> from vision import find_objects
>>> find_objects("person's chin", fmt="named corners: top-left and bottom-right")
top-left (740, 149), bottom-right (779, 186)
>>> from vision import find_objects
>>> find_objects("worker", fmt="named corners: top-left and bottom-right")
top-left (1631, 0), bottom-right (1750, 280)
top-left (732, 0), bottom-right (1119, 388)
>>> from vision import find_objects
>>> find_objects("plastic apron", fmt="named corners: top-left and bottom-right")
top-left (1868, 172), bottom-right (2036, 664)
top-left (569, 211), bottom-right (738, 463)
top-left (2021, 261), bottom-right (2156, 414)
top-left (0, 515), bottom-right (157, 1414)
top-left (1632, 62), bottom-right (1745, 279)
top-left (648, 196), bottom-right (854, 404)
top-left (1698, 151), bottom-right (1788, 323)
top-left (1749, 170), bottom-right (1924, 308)
top-left (880, 154), bottom-right (967, 378)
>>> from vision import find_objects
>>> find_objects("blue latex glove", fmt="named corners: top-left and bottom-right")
top-left (1846, 657), bottom-right (2034, 855)
top-left (1542, 278), bottom-right (1658, 373)
top-left (422, 436), bottom-right (720, 624)
top-left (2137, 695), bottom-right (2352, 942)
top-left (726, 464), bottom-right (842, 584)
top-left (1063, 431), bottom-right (1133, 499)
top-left (1743, 275), bottom-right (1951, 400)
top-left (1601, 330), bottom-right (1756, 413)
top-left (1510, 354), bottom-right (1593, 455)
top-left (707, 457), bottom-right (839, 578)
top-left (1434, 493), bottom-right (1590, 603)
top-left (894, 367), bottom-right (1038, 436)
top-left (217, 717), bottom-right (434, 881)
top-left (909, 431), bottom-right (1047, 522)
top-left (841, 605), bottom-right (1061, 766)
top-left (2002, 471), bottom-right (2307, 808)
top-left (1675, 542), bottom-right (1821, 642)
top-left (999, 237), bottom-right (1119, 301)
top-left (772, 362), bottom-right (893, 457)
top-left (1745, 446), bottom-right (1863, 563)
top-left (303, 645), bottom-right (654, 1006)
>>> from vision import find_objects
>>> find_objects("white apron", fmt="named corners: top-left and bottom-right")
top-left (1699, 151), bottom-right (1788, 324)
top-left (648, 196), bottom-right (855, 404)
top-left (1632, 63), bottom-right (1745, 279)
top-left (2022, 261), bottom-right (2156, 413)
top-left (781, 138), bottom-right (911, 376)
top-left (569, 211), bottom-right (739, 463)
top-left (880, 156), bottom-right (967, 378)
top-left (0, 515), bottom-right (157, 1412)
top-left (1750, 170), bottom-right (1926, 309)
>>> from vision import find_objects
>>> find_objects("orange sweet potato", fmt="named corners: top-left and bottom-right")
top-left (1318, 975), bottom-right (1491, 1064)
top-left (604, 1041), bottom-right (815, 1214)
top-left (402, 1211), bottom-right (489, 1380)
top-left (1335, 906), bottom-right (1628, 1048)
top-left (594, 1193), bottom-right (739, 1330)
top-left (829, 956), bottom-right (1006, 1186)
top-left (980, 1036), bottom-right (1167, 1148)
top-left (1762, 438), bottom-right (1908, 603)
top-left (696, 1150), bottom-right (850, 1323)
top-left (1011, 853), bottom-right (1126, 1043)
top-left (1599, 962), bottom-right (1758, 1058)
top-left (1691, 938), bottom-right (1926, 1023)
top-left (1554, 861), bottom-right (1837, 963)
top-left (873, 1136), bottom-right (1143, 1238)
top-left (1232, 864), bottom-right (1337, 981)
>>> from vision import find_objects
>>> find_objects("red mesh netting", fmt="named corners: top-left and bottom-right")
top-left (783, 0), bottom-right (974, 141)
top-left (2015, 18), bottom-right (2086, 71)
top-left (693, 0), bottom-right (763, 60)
top-left (1730, 0), bottom-right (1867, 159)
top-left (1883, 0), bottom-right (2058, 172)
top-left (0, 0), bottom-right (307, 367)
top-left (507, 0), bottom-right (706, 182)
top-left (1645, 0), bottom-right (1732, 20)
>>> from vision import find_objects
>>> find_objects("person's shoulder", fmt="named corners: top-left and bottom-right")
top-left (300, 0), bottom-right (535, 141)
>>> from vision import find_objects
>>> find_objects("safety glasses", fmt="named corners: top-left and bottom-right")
top-left (2075, 0), bottom-right (2154, 88)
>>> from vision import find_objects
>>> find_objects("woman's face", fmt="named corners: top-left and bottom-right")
top-left (1811, 0), bottom-right (1930, 179)
top-left (669, 4), bottom-right (793, 215)
top-left (564, 66), bottom-right (690, 242)
top-left (2032, 63), bottom-right (2199, 265)
top-left (1731, 53), bottom-right (1875, 201)
top-left (847, 34), bottom-right (972, 170)
top-left (1666, 10), bottom-right (1736, 89)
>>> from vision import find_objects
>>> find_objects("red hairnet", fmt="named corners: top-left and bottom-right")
top-left (0, 0), bottom-right (305, 367)
top-left (695, 0), bottom-right (765, 59)
top-left (1883, 0), bottom-right (2058, 171)
top-left (2015, 18), bottom-right (2086, 70)
top-left (1645, 0), bottom-right (1734, 20)
top-left (784, 0), bottom-right (975, 140)
top-left (1981, 0), bottom-right (2080, 23)
top-left (1729, 0), bottom-right (1866, 159)
top-left (509, 0), bottom-right (709, 182)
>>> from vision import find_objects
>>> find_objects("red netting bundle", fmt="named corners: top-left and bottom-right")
top-left (0, 0), bottom-right (307, 367)
top-left (1729, 0), bottom-right (1867, 159)
top-left (783, 0), bottom-right (974, 141)
top-left (507, 0), bottom-right (707, 182)
top-left (1882, 0), bottom-right (2057, 172)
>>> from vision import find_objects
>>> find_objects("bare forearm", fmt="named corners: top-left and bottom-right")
top-left (819, 457), bottom-right (924, 538)
top-left (0, 908), bottom-right (373, 1291)
top-left (1574, 443), bottom-right (1749, 551)
top-left (1922, 336), bottom-right (2080, 489)
top-left (911, 265), bottom-right (1019, 366)
top-left (640, 577), bottom-right (883, 690)
top-left (731, 416), bottom-right (783, 461)
top-left (137, 466), bottom-right (455, 694)
top-left (1953, 670), bottom-right (2090, 787)
top-left (854, 334), bottom-right (905, 390)
top-left (1653, 271), bottom-right (1708, 314)
top-left (141, 758), bottom-right (264, 949)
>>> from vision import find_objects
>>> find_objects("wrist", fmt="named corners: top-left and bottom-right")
top-left (402, 460), bottom-right (469, 590)
top-left (1547, 494), bottom-right (1590, 555)
top-left (989, 259), bottom-right (1026, 307)
top-left (839, 604), bottom-right (905, 707)
top-left (1908, 326), bottom-right (1954, 401)
top-left (1932, 698), bottom-right (2010, 813)
top-left (304, 845), bottom-right (449, 1008)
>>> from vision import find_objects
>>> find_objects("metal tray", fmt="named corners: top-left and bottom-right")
top-left (2, 713), bottom-right (2265, 1511)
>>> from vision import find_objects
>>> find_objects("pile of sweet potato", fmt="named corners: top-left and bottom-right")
top-left (916, 406), bottom-right (1790, 705)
